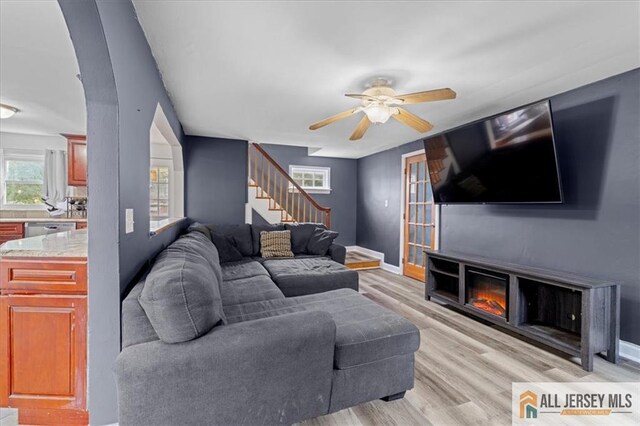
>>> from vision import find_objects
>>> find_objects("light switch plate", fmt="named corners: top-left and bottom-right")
top-left (125, 208), bottom-right (134, 233)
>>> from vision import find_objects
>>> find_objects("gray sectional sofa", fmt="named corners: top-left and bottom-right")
top-left (116, 224), bottom-right (420, 425)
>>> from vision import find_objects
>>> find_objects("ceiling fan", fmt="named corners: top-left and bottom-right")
top-left (309, 78), bottom-right (456, 140)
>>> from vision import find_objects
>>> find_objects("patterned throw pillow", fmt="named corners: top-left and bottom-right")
top-left (260, 230), bottom-right (294, 258)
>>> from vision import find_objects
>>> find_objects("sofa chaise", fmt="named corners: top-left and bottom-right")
top-left (116, 226), bottom-right (420, 425)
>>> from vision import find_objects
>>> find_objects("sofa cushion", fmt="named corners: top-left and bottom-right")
top-left (225, 289), bottom-right (420, 368)
top-left (263, 258), bottom-right (358, 296)
top-left (187, 221), bottom-right (212, 240)
top-left (221, 259), bottom-right (270, 282)
top-left (284, 223), bottom-right (326, 254)
top-left (211, 233), bottom-right (244, 263)
top-left (251, 223), bottom-right (284, 256)
top-left (139, 237), bottom-right (226, 344)
top-left (260, 230), bottom-right (294, 258)
top-left (221, 275), bottom-right (285, 307)
top-left (178, 231), bottom-right (224, 285)
top-left (206, 224), bottom-right (253, 257)
top-left (307, 228), bottom-right (339, 256)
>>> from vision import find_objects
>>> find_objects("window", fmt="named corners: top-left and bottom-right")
top-left (149, 165), bottom-right (170, 220)
top-left (148, 103), bottom-right (185, 236)
top-left (288, 165), bottom-right (331, 194)
top-left (1, 150), bottom-right (45, 209)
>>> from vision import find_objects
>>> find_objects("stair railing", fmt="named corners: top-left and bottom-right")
top-left (249, 143), bottom-right (331, 228)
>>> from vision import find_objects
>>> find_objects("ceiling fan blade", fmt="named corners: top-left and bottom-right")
top-left (392, 108), bottom-right (433, 133)
top-left (392, 88), bottom-right (456, 105)
top-left (349, 115), bottom-right (371, 140)
top-left (345, 93), bottom-right (379, 102)
top-left (309, 108), bottom-right (359, 130)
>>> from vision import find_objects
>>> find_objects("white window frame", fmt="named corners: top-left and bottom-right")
top-left (0, 149), bottom-right (46, 210)
top-left (288, 165), bottom-right (331, 194)
top-left (149, 161), bottom-right (172, 221)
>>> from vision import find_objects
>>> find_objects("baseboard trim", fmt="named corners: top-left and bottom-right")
top-left (345, 246), bottom-right (384, 261)
top-left (620, 340), bottom-right (640, 364)
top-left (381, 262), bottom-right (401, 274)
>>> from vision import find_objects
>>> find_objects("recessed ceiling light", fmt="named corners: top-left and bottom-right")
top-left (0, 103), bottom-right (19, 119)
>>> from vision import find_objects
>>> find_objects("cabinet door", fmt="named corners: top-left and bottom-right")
top-left (67, 136), bottom-right (87, 186)
top-left (0, 295), bottom-right (88, 424)
top-left (0, 223), bottom-right (24, 245)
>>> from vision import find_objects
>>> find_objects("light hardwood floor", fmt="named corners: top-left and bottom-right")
top-left (301, 269), bottom-right (640, 426)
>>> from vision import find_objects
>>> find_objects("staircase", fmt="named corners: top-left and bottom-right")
top-left (248, 143), bottom-right (331, 227)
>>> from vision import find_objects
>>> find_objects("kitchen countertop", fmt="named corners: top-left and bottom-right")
top-left (0, 229), bottom-right (87, 258)
top-left (0, 217), bottom-right (87, 223)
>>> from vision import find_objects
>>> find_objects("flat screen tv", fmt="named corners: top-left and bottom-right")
top-left (423, 100), bottom-right (562, 204)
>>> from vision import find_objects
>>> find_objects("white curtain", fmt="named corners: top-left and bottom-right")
top-left (42, 149), bottom-right (67, 206)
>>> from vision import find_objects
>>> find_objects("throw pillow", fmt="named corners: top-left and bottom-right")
top-left (206, 224), bottom-right (253, 257)
top-left (210, 233), bottom-right (244, 263)
top-left (260, 230), bottom-right (294, 258)
top-left (307, 227), bottom-right (339, 256)
top-left (285, 223), bottom-right (326, 254)
top-left (251, 223), bottom-right (284, 256)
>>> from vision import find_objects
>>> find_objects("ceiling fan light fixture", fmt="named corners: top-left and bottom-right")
top-left (0, 103), bottom-right (19, 119)
top-left (364, 104), bottom-right (392, 123)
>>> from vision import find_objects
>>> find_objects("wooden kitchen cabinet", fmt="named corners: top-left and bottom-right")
top-left (64, 134), bottom-right (87, 187)
top-left (0, 223), bottom-right (24, 245)
top-left (0, 256), bottom-right (88, 425)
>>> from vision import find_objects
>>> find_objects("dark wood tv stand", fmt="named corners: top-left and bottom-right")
top-left (424, 250), bottom-right (620, 371)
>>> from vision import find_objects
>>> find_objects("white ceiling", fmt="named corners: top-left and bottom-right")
top-left (0, 0), bottom-right (85, 137)
top-left (134, 1), bottom-right (639, 159)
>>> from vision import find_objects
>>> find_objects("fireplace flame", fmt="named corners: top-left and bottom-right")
top-left (469, 289), bottom-right (506, 317)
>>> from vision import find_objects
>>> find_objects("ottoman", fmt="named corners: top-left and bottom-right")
top-left (262, 257), bottom-right (359, 296)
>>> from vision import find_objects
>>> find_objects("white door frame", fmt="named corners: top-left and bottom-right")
top-left (399, 149), bottom-right (440, 275)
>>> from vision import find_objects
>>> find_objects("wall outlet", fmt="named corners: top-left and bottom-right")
top-left (125, 209), bottom-right (134, 234)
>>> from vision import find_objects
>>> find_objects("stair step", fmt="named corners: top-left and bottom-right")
top-left (345, 251), bottom-right (382, 270)
top-left (255, 196), bottom-right (271, 199)
top-left (269, 208), bottom-right (284, 211)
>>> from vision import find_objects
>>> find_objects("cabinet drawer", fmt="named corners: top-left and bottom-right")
top-left (0, 259), bottom-right (87, 294)
top-left (0, 223), bottom-right (24, 236)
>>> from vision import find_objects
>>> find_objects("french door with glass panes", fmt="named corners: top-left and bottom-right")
top-left (403, 153), bottom-right (436, 281)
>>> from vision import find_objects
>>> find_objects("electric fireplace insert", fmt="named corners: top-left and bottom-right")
top-left (466, 268), bottom-right (508, 319)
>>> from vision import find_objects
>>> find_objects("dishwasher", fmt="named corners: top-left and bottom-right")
top-left (24, 222), bottom-right (77, 238)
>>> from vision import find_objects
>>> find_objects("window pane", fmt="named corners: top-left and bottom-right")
top-left (409, 184), bottom-right (416, 202)
top-left (409, 163), bottom-right (416, 182)
top-left (427, 184), bottom-right (433, 202)
top-left (417, 182), bottom-right (425, 202)
top-left (303, 173), bottom-right (313, 180)
top-left (5, 182), bottom-right (43, 205)
top-left (409, 203), bottom-right (416, 222)
top-left (408, 244), bottom-right (415, 265)
top-left (416, 225), bottom-right (423, 246)
top-left (313, 179), bottom-right (323, 187)
top-left (409, 224), bottom-right (415, 244)
top-left (417, 204), bottom-right (424, 223)
top-left (159, 183), bottom-right (169, 199)
top-left (425, 227), bottom-right (433, 247)
top-left (303, 179), bottom-right (313, 187)
top-left (5, 160), bottom-right (43, 181)
top-left (426, 205), bottom-right (432, 224)
top-left (150, 168), bottom-right (158, 183)
top-left (417, 162), bottom-right (425, 182)
top-left (292, 172), bottom-right (303, 180)
top-left (158, 167), bottom-right (169, 183)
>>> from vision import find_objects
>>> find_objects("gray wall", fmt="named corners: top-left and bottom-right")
top-left (356, 139), bottom-right (424, 264)
top-left (185, 136), bottom-right (248, 224)
top-left (59, 0), bottom-right (186, 423)
top-left (357, 69), bottom-right (640, 345)
top-left (261, 144), bottom-right (358, 245)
